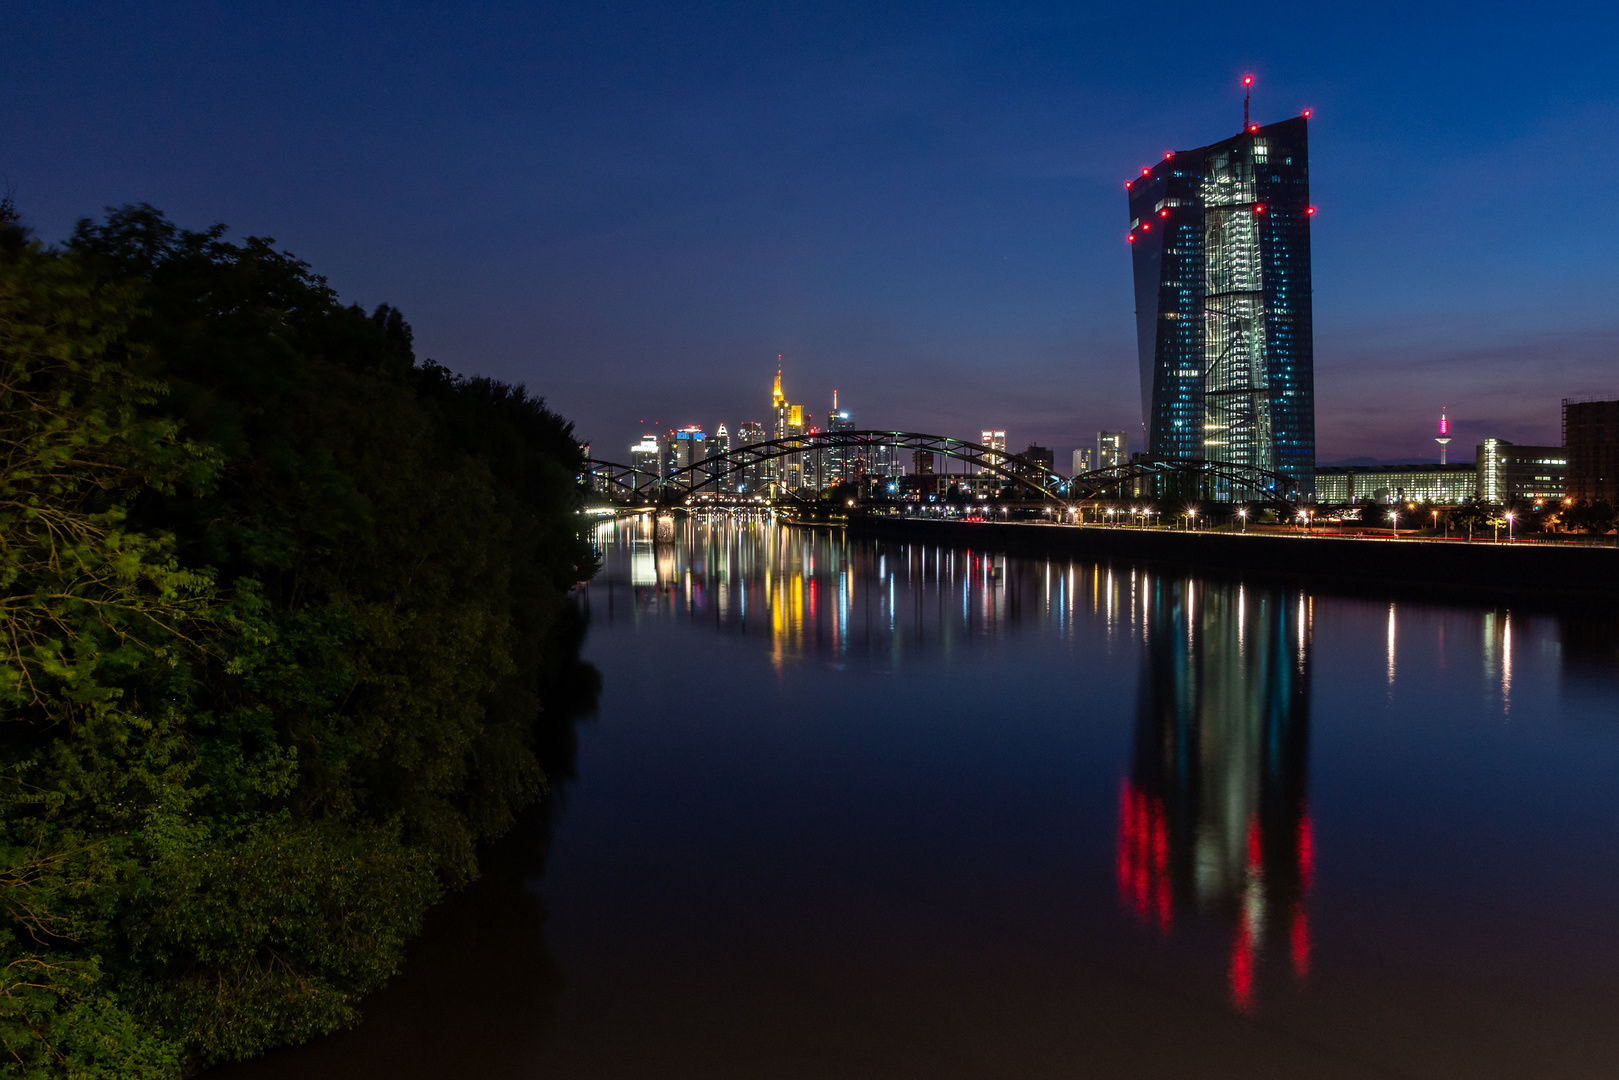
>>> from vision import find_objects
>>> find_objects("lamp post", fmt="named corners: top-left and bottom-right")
top-left (1431, 508), bottom-right (1438, 537)
top-left (1188, 508), bottom-right (1197, 531)
top-left (1506, 511), bottom-right (1515, 542)
top-left (1239, 508), bottom-right (1248, 533)
top-left (1391, 509), bottom-right (1399, 539)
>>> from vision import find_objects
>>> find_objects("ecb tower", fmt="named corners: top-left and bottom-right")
top-left (1126, 108), bottom-right (1315, 501)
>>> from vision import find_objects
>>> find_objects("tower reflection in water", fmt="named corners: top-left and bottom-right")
top-left (1118, 577), bottom-right (1313, 1012)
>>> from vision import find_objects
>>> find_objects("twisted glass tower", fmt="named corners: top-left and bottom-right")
top-left (1127, 115), bottom-right (1315, 501)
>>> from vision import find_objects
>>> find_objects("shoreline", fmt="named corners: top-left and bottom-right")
top-left (836, 516), bottom-right (1619, 604)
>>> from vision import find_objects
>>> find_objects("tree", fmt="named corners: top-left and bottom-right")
top-left (0, 205), bottom-right (598, 1074)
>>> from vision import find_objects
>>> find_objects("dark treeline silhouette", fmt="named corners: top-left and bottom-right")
top-left (0, 204), bottom-right (597, 1076)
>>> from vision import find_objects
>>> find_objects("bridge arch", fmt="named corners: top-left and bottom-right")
top-left (584, 431), bottom-right (1300, 506)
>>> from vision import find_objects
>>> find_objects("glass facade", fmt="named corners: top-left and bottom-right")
top-left (1128, 116), bottom-right (1315, 500)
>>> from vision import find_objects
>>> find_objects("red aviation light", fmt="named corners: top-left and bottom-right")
top-left (1248, 124), bottom-right (1259, 132)
top-left (1305, 206), bottom-right (1316, 215)
top-left (1125, 180), bottom-right (1133, 189)
top-left (1254, 204), bottom-right (1265, 214)
top-left (1141, 222), bottom-right (1151, 231)
top-left (1158, 208), bottom-right (1169, 218)
top-left (1127, 232), bottom-right (1136, 242)
top-left (1164, 151), bottom-right (1173, 159)
top-left (1302, 109), bottom-right (1312, 118)
top-left (1242, 74), bottom-right (1254, 86)
top-left (1141, 167), bottom-right (1151, 176)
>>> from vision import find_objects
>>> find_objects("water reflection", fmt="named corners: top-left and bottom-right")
top-left (1120, 577), bottom-right (1313, 1012)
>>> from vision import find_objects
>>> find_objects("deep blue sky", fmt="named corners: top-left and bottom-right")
top-left (8, 1), bottom-right (1619, 464)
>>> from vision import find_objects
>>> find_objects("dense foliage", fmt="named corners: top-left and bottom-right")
top-left (0, 204), bottom-right (597, 1076)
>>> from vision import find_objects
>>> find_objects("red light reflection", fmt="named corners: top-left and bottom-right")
top-left (1117, 781), bottom-right (1172, 934)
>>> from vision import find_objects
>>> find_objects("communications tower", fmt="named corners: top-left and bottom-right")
top-left (1435, 407), bottom-right (1451, 465)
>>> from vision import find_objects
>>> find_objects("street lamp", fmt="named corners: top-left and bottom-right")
top-left (1188, 508), bottom-right (1197, 531)
top-left (1506, 511), bottom-right (1515, 542)
top-left (1431, 508), bottom-right (1438, 536)
top-left (1390, 509), bottom-right (1399, 539)
top-left (1238, 507), bottom-right (1248, 533)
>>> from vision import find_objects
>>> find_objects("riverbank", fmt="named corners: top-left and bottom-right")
top-left (844, 516), bottom-right (1619, 601)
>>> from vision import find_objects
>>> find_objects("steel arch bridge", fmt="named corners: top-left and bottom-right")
top-left (582, 431), bottom-right (1296, 506)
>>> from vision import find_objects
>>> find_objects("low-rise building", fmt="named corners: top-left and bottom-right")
top-left (1315, 464), bottom-right (1477, 505)
top-left (1477, 439), bottom-right (1565, 504)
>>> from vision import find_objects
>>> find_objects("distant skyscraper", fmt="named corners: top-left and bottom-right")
top-left (715, 422), bottom-right (731, 456)
top-left (827, 391), bottom-right (855, 484)
top-left (979, 430), bottom-right (1006, 474)
top-left (666, 425), bottom-right (707, 489)
top-left (1126, 101), bottom-right (1316, 500)
top-left (1098, 431), bottom-right (1129, 469)
top-left (736, 420), bottom-right (768, 492)
top-left (1072, 448), bottom-right (1093, 476)
top-left (631, 434), bottom-right (661, 485)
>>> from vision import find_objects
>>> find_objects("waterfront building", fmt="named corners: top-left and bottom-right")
top-left (769, 369), bottom-right (807, 490)
top-left (1098, 431), bottom-right (1129, 470)
top-left (1476, 439), bottom-right (1566, 504)
top-left (1127, 112), bottom-right (1315, 500)
top-left (1314, 464), bottom-right (1477, 506)
top-left (912, 449), bottom-right (935, 476)
top-left (1563, 398), bottom-right (1619, 505)
top-left (1072, 448), bottom-right (1093, 476)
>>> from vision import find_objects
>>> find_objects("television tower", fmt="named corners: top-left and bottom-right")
top-left (1435, 407), bottom-right (1451, 465)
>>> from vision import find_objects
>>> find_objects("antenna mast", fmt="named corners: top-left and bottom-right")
top-left (1242, 74), bottom-right (1253, 129)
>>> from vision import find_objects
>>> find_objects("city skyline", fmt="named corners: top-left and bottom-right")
top-left (10, 4), bottom-right (1617, 466)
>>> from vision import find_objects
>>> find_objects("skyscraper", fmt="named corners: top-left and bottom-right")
top-left (1098, 431), bottom-right (1129, 469)
top-left (1127, 106), bottom-right (1316, 500)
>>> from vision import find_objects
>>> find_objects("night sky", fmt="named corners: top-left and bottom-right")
top-left (8, 1), bottom-right (1618, 465)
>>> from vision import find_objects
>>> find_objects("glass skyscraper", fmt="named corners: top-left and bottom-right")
top-left (1127, 114), bottom-right (1315, 500)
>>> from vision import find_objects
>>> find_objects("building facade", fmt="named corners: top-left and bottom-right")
top-left (1476, 439), bottom-right (1566, 504)
top-left (1127, 114), bottom-right (1315, 500)
top-left (1563, 398), bottom-right (1619, 505)
top-left (1314, 465), bottom-right (1477, 505)
top-left (1098, 431), bottom-right (1129, 470)
top-left (1072, 447), bottom-right (1093, 476)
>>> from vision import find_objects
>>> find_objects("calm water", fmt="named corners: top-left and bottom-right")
top-left (222, 515), bottom-right (1619, 1079)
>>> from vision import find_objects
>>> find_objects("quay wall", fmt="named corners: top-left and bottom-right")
top-left (842, 517), bottom-right (1619, 600)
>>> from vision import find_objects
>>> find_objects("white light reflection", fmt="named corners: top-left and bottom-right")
top-left (1386, 603), bottom-right (1397, 688)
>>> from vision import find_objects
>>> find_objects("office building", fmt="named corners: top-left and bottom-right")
top-left (714, 423), bottom-right (731, 457)
top-left (1072, 448), bottom-right (1093, 476)
top-left (1127, 112), bottom-right (1315, 500)
top-left (770, 369), bottom-right (806, 491)
top-left (1314, 465), bottom-right (1477, 505)
top-left (1098, 431), bottom-right (1129, 469)
top-left (666, 426), bottom-right (707, 489)
top-left (1563, 398), bottom-right (1619, 505)
top-left (735, 420), bottom-right (768, 492)
top-left (912, 449), bottom-right (935, 475)
top-left (1476, 439), bottom-right (1566, 504)
top-left (630, 434), bottom-right (661, 479)
top-left (977, 429), bottom-right (1006, 474)
top-left (827, 394), bottom-right (856, 484)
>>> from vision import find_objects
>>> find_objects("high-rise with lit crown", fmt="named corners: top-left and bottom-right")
top-left (1126, 87), bottom-right (1316, 501)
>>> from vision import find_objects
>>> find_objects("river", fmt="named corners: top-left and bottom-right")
top-left (217, 514), bottom-right (1619, 1078)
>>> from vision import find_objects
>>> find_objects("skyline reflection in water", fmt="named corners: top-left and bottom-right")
top-left (213, 515), bottom-right (1619, 1078)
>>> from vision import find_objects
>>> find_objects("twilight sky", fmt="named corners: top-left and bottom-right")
top-left (7, 1), bottom-right (1619, 464)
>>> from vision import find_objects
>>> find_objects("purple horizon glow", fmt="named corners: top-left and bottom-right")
top-left (8, 2), bottom-right (1618, 464)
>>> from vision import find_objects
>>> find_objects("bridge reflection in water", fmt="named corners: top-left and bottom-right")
top-left (1120, 578), bottom-right (1313, 1013)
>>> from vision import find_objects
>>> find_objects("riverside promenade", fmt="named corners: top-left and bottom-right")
top-left (845, 517), bottom-right (1619, 600)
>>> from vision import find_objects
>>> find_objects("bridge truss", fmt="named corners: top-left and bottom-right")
top-left (583, 430), bottom-right (1297, 507)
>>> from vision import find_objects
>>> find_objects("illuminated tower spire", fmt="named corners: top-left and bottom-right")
top-left (1436, 406), bottom-right (1451, 465)
top-left (772, 361), bottom-right (785, 409)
